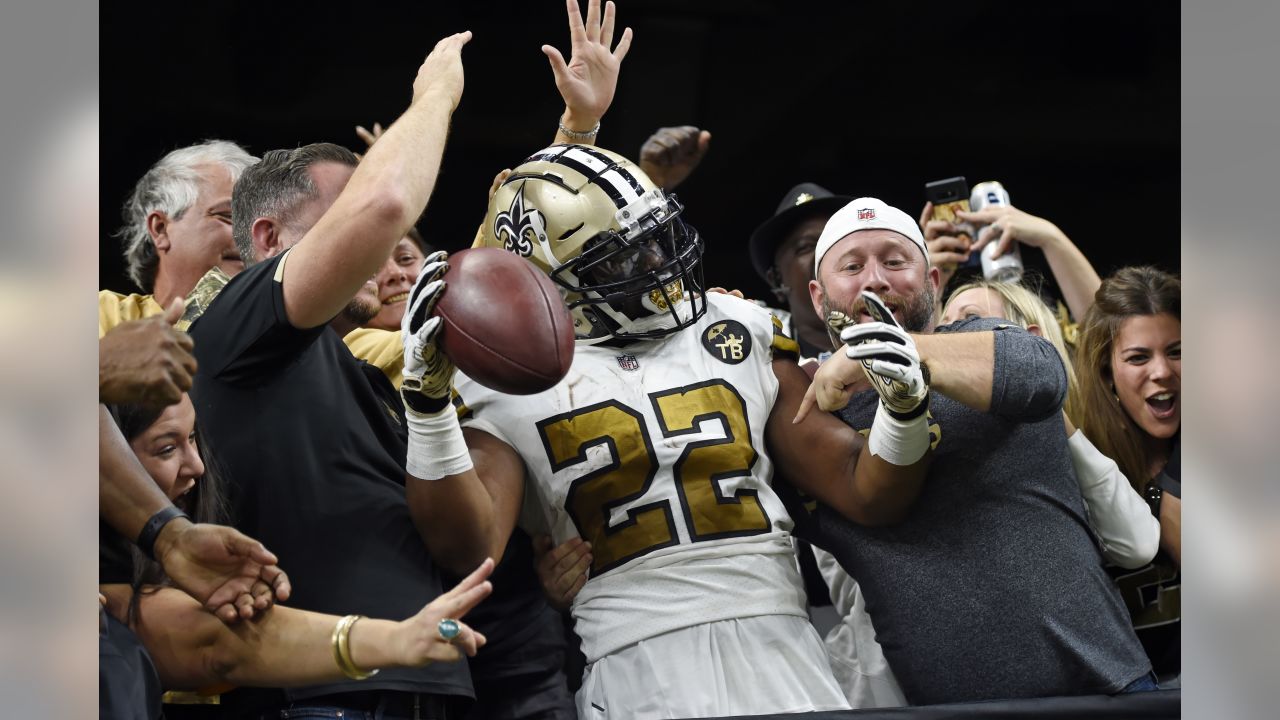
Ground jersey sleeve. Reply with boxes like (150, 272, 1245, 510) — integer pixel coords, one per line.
(938, 316, 1067, 422)
(452, 371, 519, 448)
(706, 292, 797, 361)
(769, 313, 800, 360)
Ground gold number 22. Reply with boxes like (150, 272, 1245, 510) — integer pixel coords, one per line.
(537, 380, 770, 575)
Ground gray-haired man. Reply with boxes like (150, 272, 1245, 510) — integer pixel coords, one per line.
(100, 140, 257, 336)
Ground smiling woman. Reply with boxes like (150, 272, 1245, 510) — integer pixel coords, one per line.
(1076, 265, 1182, 684)
(1077, 267, 1181, 494)
(365, 227, 430, 331)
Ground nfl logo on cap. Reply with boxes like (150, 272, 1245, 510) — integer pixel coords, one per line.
(813, 197, 929, 276)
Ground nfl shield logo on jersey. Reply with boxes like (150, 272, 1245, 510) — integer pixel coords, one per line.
(616, 354, 640, 371)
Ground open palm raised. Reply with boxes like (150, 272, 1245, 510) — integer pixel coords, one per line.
(543, 0, 633, 126)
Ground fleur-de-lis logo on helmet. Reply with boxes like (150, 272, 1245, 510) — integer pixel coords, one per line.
(493, 183, 547, 258)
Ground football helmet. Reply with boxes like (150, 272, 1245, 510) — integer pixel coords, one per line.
(480, 144, 706, 343)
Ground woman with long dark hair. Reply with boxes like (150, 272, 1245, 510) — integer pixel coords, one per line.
(1076, 266, 1181, 684)
(99, 394, 494, 695)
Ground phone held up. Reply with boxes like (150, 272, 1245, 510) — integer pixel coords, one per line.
(924, 176, 978, 270)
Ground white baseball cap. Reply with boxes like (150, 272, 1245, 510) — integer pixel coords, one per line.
(813, 197, 928, 276)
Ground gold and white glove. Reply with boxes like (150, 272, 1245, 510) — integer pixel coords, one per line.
(401, 252, 454, 415)
(839, 291, 929, 420)
(839, 291, 931, 466)
(399, 251, 473, 481)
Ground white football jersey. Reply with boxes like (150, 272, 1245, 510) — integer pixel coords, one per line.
(455, 292, 809, 662)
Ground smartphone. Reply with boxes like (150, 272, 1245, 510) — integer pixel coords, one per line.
(924, 176, 978, 268)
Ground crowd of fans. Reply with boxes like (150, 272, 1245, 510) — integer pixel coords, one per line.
(99, 2, 1180, 718)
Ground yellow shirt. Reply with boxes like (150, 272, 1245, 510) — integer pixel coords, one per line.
(344, 328, 405, 388)
(99, 280, 405, 386)
(98, 290, 163, 338)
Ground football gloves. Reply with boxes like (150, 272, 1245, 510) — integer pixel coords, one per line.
(401, 251, 455, 414)
(839, 291, 929, 419)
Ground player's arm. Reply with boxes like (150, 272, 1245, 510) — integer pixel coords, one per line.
(781, 292, 937, 525)
(397, 256, 521, 575)
(768, 359, 930, 526)
(545, 0, 632, 146)
(99, 560, 491, 689)
(280, 31, 471, 329)
(406, 430, 525, 576)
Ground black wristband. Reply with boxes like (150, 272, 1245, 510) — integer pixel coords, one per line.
(402, 388, 450, 415)
(1143, 481, 1163, 519)
(137, 506, 190, 561)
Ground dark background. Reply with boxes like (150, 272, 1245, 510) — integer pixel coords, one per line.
(100, 1, 1179, 303)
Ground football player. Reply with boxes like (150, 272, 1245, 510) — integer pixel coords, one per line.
(400, 145, 934, 719)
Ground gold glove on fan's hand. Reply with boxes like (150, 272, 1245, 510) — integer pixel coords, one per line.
(838, 291, 929, 418)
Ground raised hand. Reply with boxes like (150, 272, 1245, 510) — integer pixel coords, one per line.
(396, 558, 493, 664)
(412, 31, 473, 111)
(918, 201, 972, 290)
(354, 123, 385, 158)
(544, 0, 633, 131)
(956, 205, 1068, 259)
(400, 252, 455, 414)
(639, 126, 712, 190)
(840, 291, 928, 419)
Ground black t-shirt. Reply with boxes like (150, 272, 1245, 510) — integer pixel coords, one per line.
(100, 612, 163, 720)
(99, 521, 134, 585)
(188, 252, 471, 700)
(1110, 435, 1181, 680)
(460, 530, 576, 720)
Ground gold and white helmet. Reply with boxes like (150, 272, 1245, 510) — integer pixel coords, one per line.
(480, 144, 706, 343)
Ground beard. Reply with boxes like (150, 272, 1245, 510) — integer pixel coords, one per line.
(340, 292, 381, 327)
(819, 282, 936, 344)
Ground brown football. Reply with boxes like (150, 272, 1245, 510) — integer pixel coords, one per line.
(436, 247, 574, 395)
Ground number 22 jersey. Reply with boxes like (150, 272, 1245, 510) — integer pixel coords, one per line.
(454, 293, 809, 662)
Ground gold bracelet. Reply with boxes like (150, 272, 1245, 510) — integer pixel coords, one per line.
(332, 615, 379, 680)
(331, 615, 353, 677)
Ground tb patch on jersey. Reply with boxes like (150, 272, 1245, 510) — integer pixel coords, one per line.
(702, 320, 752, 364)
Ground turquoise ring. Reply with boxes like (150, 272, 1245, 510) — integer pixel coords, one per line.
(437, 618, 461, 641)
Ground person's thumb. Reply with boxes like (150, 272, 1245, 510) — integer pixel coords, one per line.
(541, 46, 568, 78)
(163, 297, 185, 325)
(225, 528, 278, 565)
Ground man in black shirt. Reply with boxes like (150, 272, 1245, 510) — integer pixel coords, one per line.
(188, 32, 477, 719)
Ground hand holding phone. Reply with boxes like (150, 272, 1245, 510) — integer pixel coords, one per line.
(923, 177, 978, 278)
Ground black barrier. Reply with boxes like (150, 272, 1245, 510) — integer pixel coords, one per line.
(707, 689, 1180, 720)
